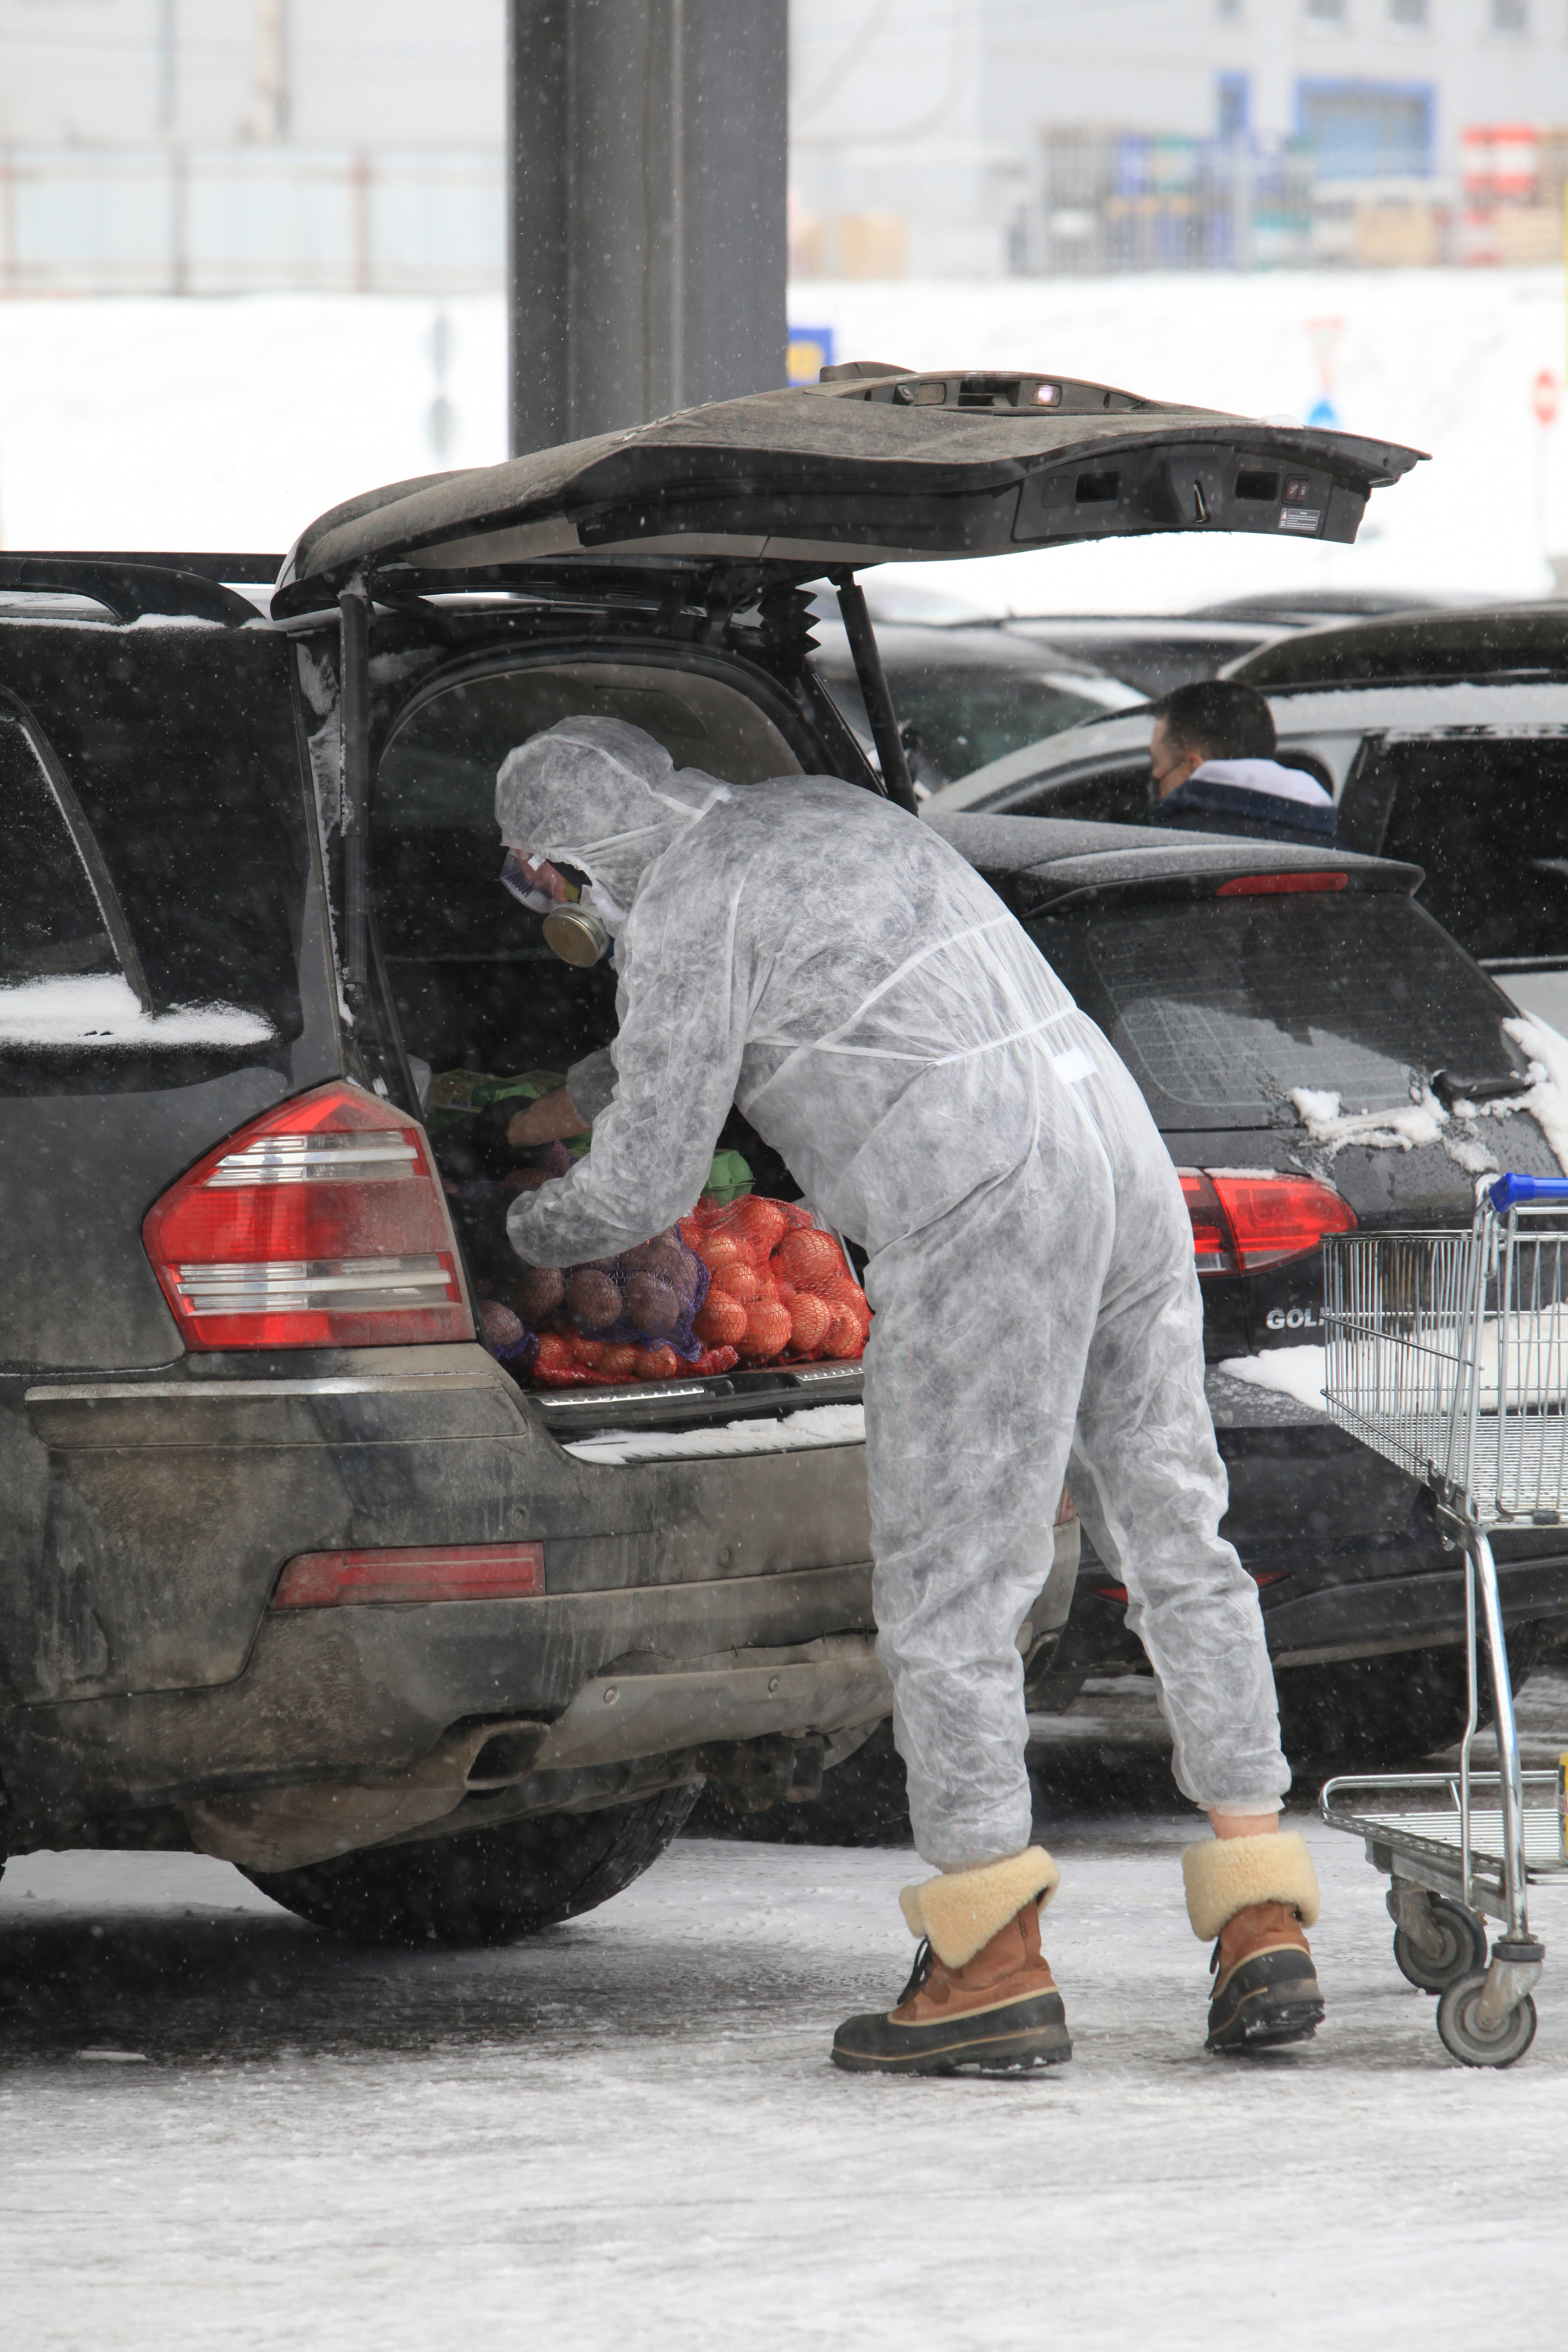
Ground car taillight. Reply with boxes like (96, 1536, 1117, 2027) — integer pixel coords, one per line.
(1211, 1171, 1356, 1271)
(1178, 1168, 1355, 1276)
(143, 1080, 473, 1349)
(272, 1543, 545, 1608)
(1179, 1171, 1236, 1274)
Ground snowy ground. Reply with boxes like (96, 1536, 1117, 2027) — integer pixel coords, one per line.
(2, 267, 1566, 619)
(5, 1688, 1568, 2348)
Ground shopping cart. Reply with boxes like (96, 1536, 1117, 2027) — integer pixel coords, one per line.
(1319, 1171, 1568, 2067)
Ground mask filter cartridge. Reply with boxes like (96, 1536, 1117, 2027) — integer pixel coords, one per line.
(543, 904, 612, 967)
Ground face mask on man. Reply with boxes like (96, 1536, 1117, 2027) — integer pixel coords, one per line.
(499, 848, 615, 966)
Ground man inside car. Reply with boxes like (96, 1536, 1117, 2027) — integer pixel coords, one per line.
(1149, 678, 1338, 846)
(495, 713, 1326, 2078)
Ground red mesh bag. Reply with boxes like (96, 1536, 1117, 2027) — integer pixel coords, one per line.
(680, 1197, 871, 1367)
(530, 1332, 740, 1388)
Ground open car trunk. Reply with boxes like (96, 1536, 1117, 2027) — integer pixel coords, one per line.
(366, 629, 870, 1438)
(292, 368, 1425, 1431)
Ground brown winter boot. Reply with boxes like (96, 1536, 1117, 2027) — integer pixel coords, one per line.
(1182, 1831, 1325, 2054)
(832, 1848, 1071, 2076)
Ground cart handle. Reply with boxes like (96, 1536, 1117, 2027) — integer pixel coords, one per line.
(1490, 1173, 1568, 1210)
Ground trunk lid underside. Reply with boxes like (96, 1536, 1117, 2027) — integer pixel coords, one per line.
(273, 375, 1425, 612)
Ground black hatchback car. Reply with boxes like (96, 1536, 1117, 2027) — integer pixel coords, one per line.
(0, 368, 1420, 1930)
(926, 811, 1568, 1759)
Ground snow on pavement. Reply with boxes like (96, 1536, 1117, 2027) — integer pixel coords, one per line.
(3, 1801, 1567, 2350)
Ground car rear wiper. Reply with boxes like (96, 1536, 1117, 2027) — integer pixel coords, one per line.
(1432, 1069, 1530, 1109)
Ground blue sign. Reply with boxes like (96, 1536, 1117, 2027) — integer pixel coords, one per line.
(787, 325, 835, 386)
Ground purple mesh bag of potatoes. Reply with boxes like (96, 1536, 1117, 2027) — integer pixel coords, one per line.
(518, 1226, 710, 1359)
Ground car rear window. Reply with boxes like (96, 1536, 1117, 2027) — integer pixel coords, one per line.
(1028, 890, 1524, 1131)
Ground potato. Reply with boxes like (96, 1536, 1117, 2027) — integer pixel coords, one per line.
(477, 1299, 525, 1351)
(621, 1271, 681, 1338)
(512, 1264, 566, 1322)
(564, 1268, 622, 1330)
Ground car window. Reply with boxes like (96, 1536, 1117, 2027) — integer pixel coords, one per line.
(0, 715, 118, 986)
(1029, 893, 1523, 1131)
(0, 630, 308, 1059)
(1359, 736, 1568, 963)
(818, 663, 1131, 789)
(374, 659, 802, 960)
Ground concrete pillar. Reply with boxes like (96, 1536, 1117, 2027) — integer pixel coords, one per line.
(507, 0, 788, 455)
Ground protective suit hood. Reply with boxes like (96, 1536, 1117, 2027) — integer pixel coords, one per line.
(495, 715, 730, 924)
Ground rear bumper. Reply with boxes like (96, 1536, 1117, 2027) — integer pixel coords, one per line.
(4, 1343, 883, 1844)
(8, 1562, 887, 1865)
(1057, 1369, 1568, 1678)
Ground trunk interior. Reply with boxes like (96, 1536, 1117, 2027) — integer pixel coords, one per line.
(368, 637, 865, 1429)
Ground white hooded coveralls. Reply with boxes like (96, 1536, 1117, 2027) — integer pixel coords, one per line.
(499, 717, 1289, 1867)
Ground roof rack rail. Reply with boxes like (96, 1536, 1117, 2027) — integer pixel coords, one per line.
(0, 556, 270, 625)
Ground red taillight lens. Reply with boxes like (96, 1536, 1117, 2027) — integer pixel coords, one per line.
(143, 1080, 473, 1349)
(1209, 1171, 1356, 1272)
(1179, 1170, 1236, 1274)
(272, 1543, 545, 1609)
(1215, 872, 1346, 897)
(1178, 1168, 1355, 1275)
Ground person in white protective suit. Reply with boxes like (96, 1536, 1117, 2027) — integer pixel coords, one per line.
(496, 714, 1325, 2074)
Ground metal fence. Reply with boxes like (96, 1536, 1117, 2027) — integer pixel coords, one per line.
(0, 147, 504, 297)
(1017, 133, 1318, 275)
(1010, 126, 1568, 275)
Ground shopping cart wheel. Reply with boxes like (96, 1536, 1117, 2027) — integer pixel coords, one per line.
(1391, 1893, 1490, 1994)
(1435, 1972, 1538, 2069)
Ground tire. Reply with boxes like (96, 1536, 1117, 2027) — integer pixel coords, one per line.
(1275, 1625, 1538, 1769)
(243, 1784, 700, 1946)
(1392, 1893, 1490, 1994)
(1436, 1970, 1538, 2068)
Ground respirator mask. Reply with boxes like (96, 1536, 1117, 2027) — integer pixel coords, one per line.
(500, 849, 616, 967)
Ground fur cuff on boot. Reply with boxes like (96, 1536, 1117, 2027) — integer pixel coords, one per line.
(898, 1848, 1061, 1969)
(1181, 1830, 1321, 1941)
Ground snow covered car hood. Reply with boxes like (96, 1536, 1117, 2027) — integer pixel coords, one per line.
(272, 368, 1424, 614)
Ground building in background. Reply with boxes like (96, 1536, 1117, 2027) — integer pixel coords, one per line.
(789, 0, 1568, 276)
(0, 0, 503, 293)
(5, 0, 1568, 292)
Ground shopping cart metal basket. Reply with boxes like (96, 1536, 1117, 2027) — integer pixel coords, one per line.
(1319, 1171, 1568, 2067)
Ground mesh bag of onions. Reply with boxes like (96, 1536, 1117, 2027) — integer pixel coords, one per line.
(679, 1197, 870, 1367)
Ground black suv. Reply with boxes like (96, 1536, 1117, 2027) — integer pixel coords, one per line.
(0, 370, 1417, 1931)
